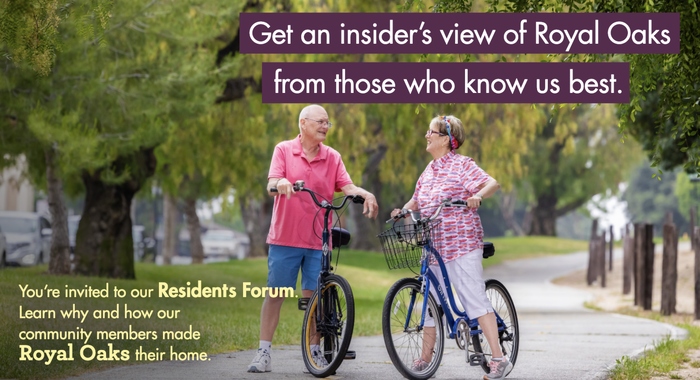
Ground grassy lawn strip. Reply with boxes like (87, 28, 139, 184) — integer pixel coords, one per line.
(0, 236, 586, 379)
(602, 310, 700, 380)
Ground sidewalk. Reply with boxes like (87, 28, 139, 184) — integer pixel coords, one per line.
(68, 249, 685, 380)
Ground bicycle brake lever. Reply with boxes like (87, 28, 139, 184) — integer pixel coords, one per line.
(386, 208, 409, 224)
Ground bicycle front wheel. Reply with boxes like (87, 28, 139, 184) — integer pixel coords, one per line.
(382, 277, 444, 380)
(470, 278, 519, 375)
(301, 274, 355, 378)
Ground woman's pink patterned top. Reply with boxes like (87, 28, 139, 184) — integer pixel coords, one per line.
(411, 151, 493, 264)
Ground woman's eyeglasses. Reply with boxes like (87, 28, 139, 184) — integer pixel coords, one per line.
(426, 129, 447, 137)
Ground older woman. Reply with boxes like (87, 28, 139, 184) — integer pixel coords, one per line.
(391, 115, 510, 380)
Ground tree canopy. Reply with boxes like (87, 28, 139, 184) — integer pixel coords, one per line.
(1, 0, 241, 277)
(411, 0, 699, 177)
(1, 0, 114, 76)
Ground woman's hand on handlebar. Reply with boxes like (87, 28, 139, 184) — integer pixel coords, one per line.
(389, 208, 408, 223)
(466, 195, 481, 208)
(274, 178, 295, 199)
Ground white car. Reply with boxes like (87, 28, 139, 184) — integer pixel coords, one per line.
(0, 211, 52, 266)
(202, 230, 238, 259)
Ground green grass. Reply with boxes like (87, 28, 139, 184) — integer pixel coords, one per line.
(605, 311, 700, 380)
(0, 236, 587, 379)
(653, 236, 691, 245)
(339, 236, 589, 271)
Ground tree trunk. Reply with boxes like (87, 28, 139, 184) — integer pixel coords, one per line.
(498, 190, 525, 236)
(609, 225, 614, 271)
(661, 222, 678, 315)
(599, 231, 606, 288)
(691, 208, 696, 250)
(162, 193, 178, 265)
(74, 148, 156, 278)
(46, 148, 70, 275)
(349, 143, 386, 251)
(623, 226, 633, 295)
(240, 193, 274, 258)
(587, 219, 598, 286)
(694, 227, 700, 320)
(184, 197, 204, 264)
(521, 207, 533, 235)
(529, 193, 557, 236)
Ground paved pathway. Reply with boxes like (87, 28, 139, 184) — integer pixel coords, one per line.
(71, 245, 688, 380)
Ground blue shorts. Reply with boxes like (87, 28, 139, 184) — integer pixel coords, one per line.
(267, 244, 322, 291)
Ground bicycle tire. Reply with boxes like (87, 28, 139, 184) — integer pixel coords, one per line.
(470, 278, 519, 375)
(301, 274, 355, 378)
(382, 277, 445, 380)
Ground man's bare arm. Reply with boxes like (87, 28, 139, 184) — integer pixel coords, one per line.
(340, 184, 378, 219)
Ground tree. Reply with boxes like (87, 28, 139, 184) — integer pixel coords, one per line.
(1, 0, 236, 278)
(624, 162, 689, 235)
(409, 0, 699, 176)
(1, 109, 72, 275)
(1, 0, 113, 76)
(518, 105, 641, 236)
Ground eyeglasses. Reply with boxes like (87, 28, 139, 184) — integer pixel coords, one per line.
(305, 118, 333, 128)
(426, 129, 447, 137)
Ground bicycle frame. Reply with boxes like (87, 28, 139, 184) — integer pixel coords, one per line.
(318, 206, 333, 292)
(292, 188, 358, 334)
(407, 233, 507, 341)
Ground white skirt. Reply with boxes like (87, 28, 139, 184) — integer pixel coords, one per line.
(424, 249, 494, 327)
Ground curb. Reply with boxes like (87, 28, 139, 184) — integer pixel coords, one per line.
(579, 313, 689, 380)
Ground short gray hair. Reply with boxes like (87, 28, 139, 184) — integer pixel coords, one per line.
(298, 105, 324, 133)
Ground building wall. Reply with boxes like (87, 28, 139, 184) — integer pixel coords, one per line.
(0, 157, 35, 212)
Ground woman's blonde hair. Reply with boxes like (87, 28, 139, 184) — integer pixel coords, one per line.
(430, 115, 465, 149)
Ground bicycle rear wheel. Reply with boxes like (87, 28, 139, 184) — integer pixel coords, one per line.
(470, 279, 519, 375)
(301, 274, 355, 378)
(382, 277, 444, 380)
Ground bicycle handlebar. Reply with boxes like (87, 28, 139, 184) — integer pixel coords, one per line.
(270, 184, 364, 210)
(386, 198, 480, 224)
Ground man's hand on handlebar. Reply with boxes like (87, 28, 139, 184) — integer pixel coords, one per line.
(274, 178, 295, 199)
(363, 193, 379, 220)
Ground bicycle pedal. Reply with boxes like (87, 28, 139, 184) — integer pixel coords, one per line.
(298, 297, 310, 311)
(469, 353, 485, 366)
(344, 350, 356, 360)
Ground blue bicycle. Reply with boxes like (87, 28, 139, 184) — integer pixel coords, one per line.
(378, 198, 519, 380)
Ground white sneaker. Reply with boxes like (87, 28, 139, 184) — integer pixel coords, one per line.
(312, 349, 329, 368)
(303, 350, 329, 373)
(247, 348, 272, 373)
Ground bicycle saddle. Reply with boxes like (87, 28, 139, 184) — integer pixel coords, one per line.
(483, 242, 495, 259)
(332, 227, 351, 247)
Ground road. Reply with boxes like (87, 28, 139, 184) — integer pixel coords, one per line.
(70, 246, 688, 380)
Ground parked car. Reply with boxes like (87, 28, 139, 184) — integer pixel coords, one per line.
(202, 229, 238, 259)
(68, 215, 148, 260)
(0, 225, 6, 269)
(0, 211, 52, 266)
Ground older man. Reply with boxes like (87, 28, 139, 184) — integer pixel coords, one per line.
(247, 105, 378, 373)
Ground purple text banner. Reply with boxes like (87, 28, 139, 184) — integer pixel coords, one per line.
(262, 62, 630, 104)
(241, 13, 679, 54)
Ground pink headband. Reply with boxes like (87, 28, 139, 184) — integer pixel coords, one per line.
(443, 116, 458, 150)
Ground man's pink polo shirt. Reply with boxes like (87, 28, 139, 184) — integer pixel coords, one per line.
(267, 135, 353, 250)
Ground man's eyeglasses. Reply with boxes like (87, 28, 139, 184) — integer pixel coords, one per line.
(305, 118, 333, 128)
(426, 129, 447, 137)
